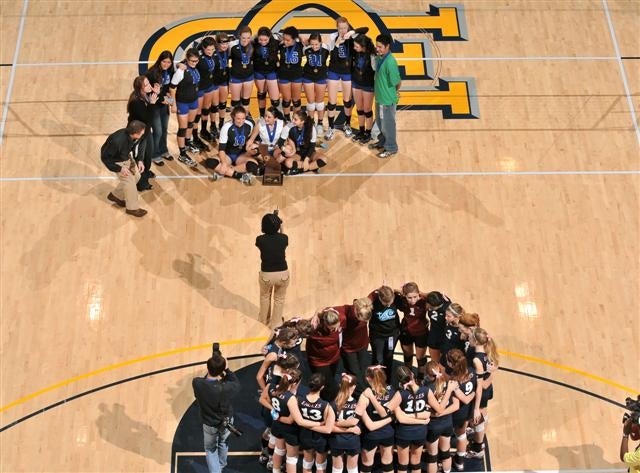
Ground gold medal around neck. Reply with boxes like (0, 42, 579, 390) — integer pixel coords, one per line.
(313, 68, 318, 73)
(243, 64, 247, 69)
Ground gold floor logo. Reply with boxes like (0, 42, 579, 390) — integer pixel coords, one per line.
(139, 0, 479, 119)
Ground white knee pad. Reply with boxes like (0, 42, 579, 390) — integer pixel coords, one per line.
(269, 434, 276, 445)
(456, 433, 467, 441)
(306, 103, 316, 112)
(302, 458, 315, 469)
(475, 422, 485, 433)
(273, 469, 282, 473)
(347, 467, 359, 473)
(315, 102, 325, 111)
(286, 455, 299, 465)
(332, 468, 343, 473)
(316, 460, 327, 471)
(274, 447, 286, 456)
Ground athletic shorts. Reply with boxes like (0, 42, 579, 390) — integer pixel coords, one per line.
(299, 430, 328, 453)
(399, 330, 429, 348)
(427, 329, 445, 350)
(331, 447, 360, 456)
(327, 71, 351, 82)
(226, 152, 240, 163)
(452, 405, 472, 429)
(201, 84, 218, 94)
(361, 435, 394, 452)
(230, 75, 254, 84)
(254, 70, 277, 81)
(278, 76, 303, 84)
(176, 99, 199, 115)
(396, 438, 426, 449)
(271, 422, 299, 447)
(302, 77, 327, 85)
(352, 82, 374, 93)
(426, 420, 454, 443)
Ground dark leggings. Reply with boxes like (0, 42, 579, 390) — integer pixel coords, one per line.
(370, 335, 398, 382)
(137, 133, 153, 189)
(309, 362, 339, 401)
(341, 348, 369, 397)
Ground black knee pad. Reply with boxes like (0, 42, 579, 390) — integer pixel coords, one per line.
(282, 100, 291, 109)
(382, 462, 394, 472)
(218, 101, 227, 111)
(360, 465, 373, 473)
(201, 107, 210, 116)
(326, 102, 336, 111)
(404, 354, 414, 365)
(241, 97, 250, 106)
(177, 128, 187, 138)
(245, 161, 259, 174)
(365, 110, 373, 118)
(409, 463, 422, 471)
(231, 99, 242, 108)
(257, 91, 267, 100)
(204, 158, 220, 169)
(343, 98, 354, 108)
(426, 454, 438, 464)
(270, 99, 280, 108)
(316, 159, 326, 168)
(187, 121, 194, 129)
(357, 109, 365, 116)
(194, 114, 201, 123)
(417, 356, 428, 367)
(438, 450, 452, 461)
(292, 99, 301, 108)
(397, 463, 409, 473)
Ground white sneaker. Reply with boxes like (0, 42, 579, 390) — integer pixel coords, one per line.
(324, 128, 334, 140)
(240, 173, 254, 185)
(209, 172, 224, 182)
(343, 124, 353, 137)
(316, 124, 324, 137)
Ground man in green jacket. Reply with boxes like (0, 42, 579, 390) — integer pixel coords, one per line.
(369, 33, 402, 158)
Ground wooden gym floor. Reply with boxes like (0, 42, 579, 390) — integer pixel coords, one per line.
(0, 0, 638, 472)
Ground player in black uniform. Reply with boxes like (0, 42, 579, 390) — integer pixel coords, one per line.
(367, 286, 403, 381)
(350, 34, 376, 144)
(424, 361, 460, 473)
(298, 374, 335, 473)
(359, 365, 399, 473)
(209, 32, 231, 140)
(277, 26, 304, 121)
(425, 291, 452, 363)
(196, 36, 219, 145)
(330, 374, 362, 473)
(395, 366, 432, 473)
(458, 312, 480, 364)
(281, 110, 327, 173)
(253, 26, 280, 118)
(441, 303, 467, 372)
(207, 106, 258, 184)
(229, 26, 255, 115)
(468, 328, 499, 459)
(259, 369, 323, 473)
(447, 349, 481, 471)
(168, 48, 201, 168)
(302, 34, 329, 139)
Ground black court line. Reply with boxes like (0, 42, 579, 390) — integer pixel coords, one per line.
(0, 63, 13, 67)
(621, 56, 640, 60)
(0, 355, 627, 433)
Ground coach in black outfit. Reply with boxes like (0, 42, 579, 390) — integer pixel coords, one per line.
(192, 353, 241, 473)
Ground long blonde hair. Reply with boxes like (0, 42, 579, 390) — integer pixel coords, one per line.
(335, 374, 357, 412)
(365, 366, 388, 397)
(471, 327, 499, 366)
(353, 297, 373, 321)
(426, 361, 449, 401)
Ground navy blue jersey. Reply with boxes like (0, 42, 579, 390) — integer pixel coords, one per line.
(230, 43, 254, 78)
(197, 52, 216, 89)
(427, 297, 451, 340)
(298, 395, 329, 446)
(364, 386, 395, 440)
(212, 49, 229, 85)
(426, 381, 454, 428)
(328, 32, 353, 74)
(219, 122, 253, 155)
(452, 372, 477, 421)
(172, 65, 200, 103)
(396, 386, 429, 440)
(278, 42, 304, 79)
(330, 397, 360, 450)
(473, 352, 494, 401)
(270, 389, 294, 419)
(441, 324, 465, 370)
(287, 124, 317, 159)
(351, 51, 375, 87)
(253, 37, 279, 73)
(302, 47, 329, 82)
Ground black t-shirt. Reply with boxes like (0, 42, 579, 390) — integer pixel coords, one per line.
(256, 233, 289, 272)
(368, 290, 402, 338)
(192, 370, 241, 427)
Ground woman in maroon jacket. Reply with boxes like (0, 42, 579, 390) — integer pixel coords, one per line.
(306, 308, 342, 401)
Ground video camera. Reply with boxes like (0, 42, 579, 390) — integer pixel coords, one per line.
(623, 395, 640, 440)
(211, 342, 243, 437)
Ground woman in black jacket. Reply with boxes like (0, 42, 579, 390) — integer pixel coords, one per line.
(146, 51, 175, 163)
(127, 75, 158, 190)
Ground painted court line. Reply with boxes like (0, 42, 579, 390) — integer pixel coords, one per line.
(1, 170, 639, 184)
(0, 0, 29, 146)
(601, 0, 640, 145)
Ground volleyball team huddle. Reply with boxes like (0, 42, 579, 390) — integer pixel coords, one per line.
(144, 17, 380, 185)
(254, 283, 499, 473)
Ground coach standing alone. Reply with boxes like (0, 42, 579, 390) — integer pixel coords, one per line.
(370, 33, 401, 159)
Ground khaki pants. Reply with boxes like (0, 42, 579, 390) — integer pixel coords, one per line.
(258, 270, 289, 325)
(112, 159, 141, 211)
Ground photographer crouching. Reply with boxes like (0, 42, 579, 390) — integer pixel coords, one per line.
(620, 396, 640, 473)
(192, 344, 242, 473)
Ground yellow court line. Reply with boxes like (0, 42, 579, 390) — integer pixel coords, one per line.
(2, 340, 637, 414)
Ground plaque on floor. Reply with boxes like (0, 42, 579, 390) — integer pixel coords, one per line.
(262, 150, 283, 186)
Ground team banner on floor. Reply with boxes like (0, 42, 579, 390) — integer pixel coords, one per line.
(139, 0, 479, 118)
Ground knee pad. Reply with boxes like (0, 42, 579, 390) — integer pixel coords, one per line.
(270, 98, 280, 108)
(397, 463, 409, 472)
(409, 464, 422, 472)
(241, 97, 250, 106)
(292, 99, 301, 108)
(194, 114, 201, 123)
(204, 158, 220, 169)
(218, 101, 227, 111)
(403, 354, 414, 365)
(257, 91, 267, 100)
(332, 468, 342, 473)
(306, 102, 316, 112)
(316, 159, 327, 168)
(426, 454, 438, 464)
(457, 433, 467, 441)
(231, 99, 241, 108)
(286, 456, 298, 466)
(382, 462, 394, 472)
(246, 161, 259, 174)
(326, 102, 336, 111)
(360, 465, 373, 473)
(201, 107, 210, 116)
(177, 128, 187, 138)
(438, 450, 452, 461)
(357, 109, 365, 116)
(302, 459, 314, 469)
(274, 447, 286, 456)
(282, 100, 291, 109)
(475, 421, 485, 433)
(417, 356, 428, 367)
(347, 467, 359, 473)
(316, 460, 327, 471)
(343, 98, 354, 108)
(364, 110, 373, 118)
(315, 102, 325, 111)
(187, 121, 194, 129)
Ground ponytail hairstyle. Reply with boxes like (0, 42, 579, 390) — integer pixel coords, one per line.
(447, 302, 465, 318)
(377, 285, 395, 307)
(425, 291, 445, 308)
(335, 16, 351, 31)
(335, 374, 357, 412)
(264, 325, 298, 349)
(353, 297, 373, 322)
(317, 308, 341, 333)
(308, 373, 325, 393)
(396, 365, 417, 394)
(274, 368, 302, 396)
(365, 365, 388, 397)
(460, 312, 480, 329)
(275, 352, 300, 371)
(265, 106, 284, 121)
(426, 361, 448, 401)
(293, 110, 314, 146)
(471, 327, 499, 366)
(446, 349, 469, 383)
(128, 75, 149, 111)
(353, 34, 375, 55)
(293, 318, 314, 338)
